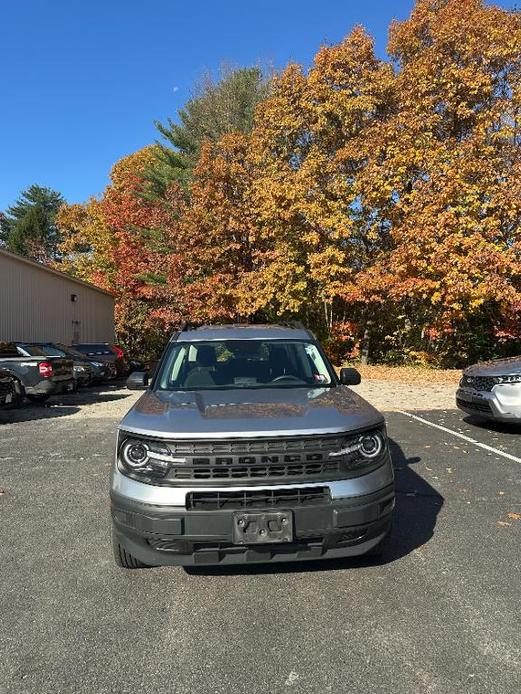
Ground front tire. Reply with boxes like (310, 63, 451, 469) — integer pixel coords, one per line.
(8, 378, 25, 409)
(112, 527, 149, 569)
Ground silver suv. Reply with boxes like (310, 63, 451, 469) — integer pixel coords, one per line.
(456, 356, 521, 422)
(110, 324, 395, 568)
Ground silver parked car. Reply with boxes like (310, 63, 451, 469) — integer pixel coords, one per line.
(110, 323, 395, 568)
(456, 356, 521, 422)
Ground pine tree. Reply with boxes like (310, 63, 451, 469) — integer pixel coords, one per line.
(0, 185, 65, 262)
(145, 66, 269, 198)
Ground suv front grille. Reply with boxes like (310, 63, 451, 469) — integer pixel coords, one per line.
(460, 376, 496, 392)
(120, 432, 387, 486)
(163, 435, 351, 484)
(169, 460, 341, 481)
(167, 436, 345, 456)
(187, 487, 330, 510)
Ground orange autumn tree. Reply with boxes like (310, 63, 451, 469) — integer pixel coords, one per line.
(58, 0, 521, 366)
(351, 0, 521, 363)
(159, 132, 259, 324)
(248, 27, 396, 354)
(250, 1, 521, 364)
(58, 146, 181, 357)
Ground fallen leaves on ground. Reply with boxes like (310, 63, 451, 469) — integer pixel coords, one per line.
(342, 365, 461, 385)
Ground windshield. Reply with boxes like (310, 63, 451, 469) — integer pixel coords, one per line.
(157, 340, 335, 390)
(56, 343, 86, 359)
(33, 344, 67, 357)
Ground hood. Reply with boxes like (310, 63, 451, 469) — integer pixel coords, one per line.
(119, 386, 384, 439)
(465, 356, 521, 377)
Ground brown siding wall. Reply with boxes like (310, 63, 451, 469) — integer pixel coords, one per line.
(0, 251, 114, 344)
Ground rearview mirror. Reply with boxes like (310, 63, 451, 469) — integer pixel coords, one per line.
(126, 371, 149, 390)
(339, 367, 361, 386)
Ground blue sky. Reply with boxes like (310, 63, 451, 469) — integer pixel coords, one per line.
(0, 0, 514, 210)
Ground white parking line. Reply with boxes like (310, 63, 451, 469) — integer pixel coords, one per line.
(397, 410, 521, 465)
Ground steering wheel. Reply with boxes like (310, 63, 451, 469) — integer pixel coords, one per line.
(271, 374, 302, 383)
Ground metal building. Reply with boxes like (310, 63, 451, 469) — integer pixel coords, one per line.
(0, 248, 114, 344)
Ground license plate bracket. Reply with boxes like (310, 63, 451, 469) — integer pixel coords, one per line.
(232, 511, 293, 545)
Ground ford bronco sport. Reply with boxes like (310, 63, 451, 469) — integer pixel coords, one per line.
(111, 324, 394, 568)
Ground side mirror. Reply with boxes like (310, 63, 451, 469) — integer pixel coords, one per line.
(339, 367, 361, 386)
(126, 371, 149, 390)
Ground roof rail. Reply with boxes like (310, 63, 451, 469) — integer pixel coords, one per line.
(277, 320, 307, 330)
(177, 321, 203, 332)
(172, 319, 310, 338)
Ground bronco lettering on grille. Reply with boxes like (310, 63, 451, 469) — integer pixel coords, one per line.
(189, 452, 326, 466)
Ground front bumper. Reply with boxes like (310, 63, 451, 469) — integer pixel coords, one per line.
(456, 385, 521, 422)
(110, 462, 395, 566)
(74, 370, 93, 387)
(93, 363, 117, 381)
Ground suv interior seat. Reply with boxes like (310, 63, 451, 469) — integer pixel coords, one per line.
(183, 346, 218, 387)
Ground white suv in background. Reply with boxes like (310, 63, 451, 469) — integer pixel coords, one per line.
(456, 356, 521, 423)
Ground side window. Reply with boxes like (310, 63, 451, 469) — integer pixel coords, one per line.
(170, 345, 187, 381)
(304, 344, 331, 383)
(158, 344, 190, 388)
(294, 343, 314, 380)
(0, 342, 19, 358)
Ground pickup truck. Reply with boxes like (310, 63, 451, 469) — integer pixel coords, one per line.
(0, 342, 75, 404)
(16, 342, 96, 388)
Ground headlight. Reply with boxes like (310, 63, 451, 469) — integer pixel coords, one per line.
(119, 437, 186, 478)
(494, 375, 521, 384)
(121, 440, 150, 469)
(359, 433, 384, 458)
(329, 430, 386, 469)
(91, 361, 104, 367)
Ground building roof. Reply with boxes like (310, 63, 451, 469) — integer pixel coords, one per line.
(176, 324, 314, 342)
(0, 247, 113, 297)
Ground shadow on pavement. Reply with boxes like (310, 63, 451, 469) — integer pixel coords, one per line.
(388, 438, 443, 562)
(0, 404, 81, 423)
(462, 414, 521, 436)
(48, 390, 129, 407)
(0, 383, 130, 424)
(184, 438, 443, 577)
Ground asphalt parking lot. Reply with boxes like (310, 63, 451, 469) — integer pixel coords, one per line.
(1, 387, 520, 694)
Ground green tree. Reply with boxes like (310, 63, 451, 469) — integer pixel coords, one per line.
(0, 185, 65, 262)
(146, 66, 269, 197)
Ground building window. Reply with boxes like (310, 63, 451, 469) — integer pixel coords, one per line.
(71, 294, 78, 302)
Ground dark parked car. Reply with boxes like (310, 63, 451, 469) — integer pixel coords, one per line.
(27, 342, 117, 385)
(72, 343, 130, 377)
(111, 323, 394, 569)
(16, 343, 94, 388)
(0, 368, 19, 408)
(0, 342, 74, 404)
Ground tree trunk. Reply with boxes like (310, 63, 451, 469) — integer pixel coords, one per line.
(360, 321, 372, 365)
